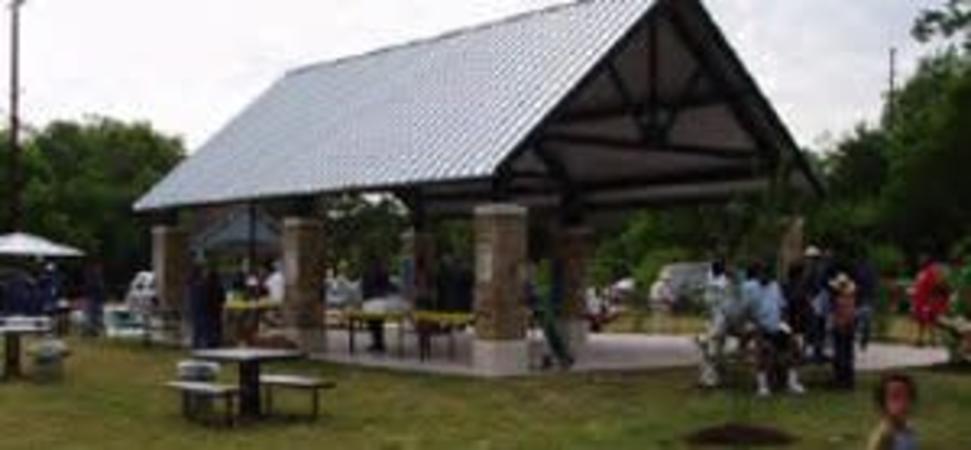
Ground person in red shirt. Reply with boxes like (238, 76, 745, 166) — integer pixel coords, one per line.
(912, 256, 949, 346)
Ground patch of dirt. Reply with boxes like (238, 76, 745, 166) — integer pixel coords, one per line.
(685, 423, 796, 447)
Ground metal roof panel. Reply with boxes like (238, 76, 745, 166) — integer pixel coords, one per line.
(135, 0, 657, 211)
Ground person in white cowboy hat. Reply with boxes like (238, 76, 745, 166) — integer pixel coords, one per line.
(804, 246, 822, 259)
(797, 244, 831, 362)
(829, 272, 858, 389)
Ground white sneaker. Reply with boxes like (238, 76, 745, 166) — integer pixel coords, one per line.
(756, 372, 771, 397)
(788, 381, 806, 395)
(787, 371, 806, 395)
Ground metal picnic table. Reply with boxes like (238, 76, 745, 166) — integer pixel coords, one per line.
(192, 347, 304, 419)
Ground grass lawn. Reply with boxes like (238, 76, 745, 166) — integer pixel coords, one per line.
(0, 338, 969, 450)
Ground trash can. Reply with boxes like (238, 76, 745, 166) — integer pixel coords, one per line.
(29, 339, 70, 383)
(176, 360, 221, 415)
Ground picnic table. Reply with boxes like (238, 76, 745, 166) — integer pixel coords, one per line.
(412, 311, 474, 361)
(0, 322, 51, 380)
(192, 347, 304, 419)
(344, 310, 408, 356)
(223, 298, 282, 344)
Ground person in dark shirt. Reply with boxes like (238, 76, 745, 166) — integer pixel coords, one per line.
(186, 265, 208, 349)
(453, 260, 474, 312)
(829, 273, 858, 389)
(799, 246, 832, 362)
(83, 261, 106, 337)
(539, 260, 573, 369)
(37, 263, 63, 316)
(361, 258, 393, 352)
(854, 257, 879, 351)
(204, 268, 226, 347)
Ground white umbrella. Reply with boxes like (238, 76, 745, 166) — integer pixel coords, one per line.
(0, 232, 84, 258)
(612, 277, 636, 292)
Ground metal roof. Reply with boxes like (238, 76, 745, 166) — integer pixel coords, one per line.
(136, 0, 657, 211)
(136, 0, 820, 213)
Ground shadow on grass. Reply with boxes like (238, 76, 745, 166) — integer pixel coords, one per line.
(920, 362, 971, 375)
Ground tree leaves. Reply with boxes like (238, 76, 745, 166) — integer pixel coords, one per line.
(913, 0, 971, 51)
(3, 117, 184, 290)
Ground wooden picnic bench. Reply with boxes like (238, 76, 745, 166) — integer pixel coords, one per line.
(165, 381, 239, 426)
(260, 374, 336, 419)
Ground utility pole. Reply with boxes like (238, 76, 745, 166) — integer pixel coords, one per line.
(887, 46, 897, 129)
(7, 0, 25, 232)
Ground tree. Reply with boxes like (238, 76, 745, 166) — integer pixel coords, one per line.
(880, 52, 971, 254)
(913, 0, 971, 50)
(822, 125, 888, 200)
(319, 194, 408, 277)
(3, 117, 185, 291)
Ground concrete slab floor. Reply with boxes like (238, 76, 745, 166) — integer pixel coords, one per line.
(309, 327, 949, 378)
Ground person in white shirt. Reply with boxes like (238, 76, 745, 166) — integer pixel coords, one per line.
(649, 270, 676, 333)
(699, 259, 741, 387)
(744, 262, 806, 397)
(264, 261, 285, 304)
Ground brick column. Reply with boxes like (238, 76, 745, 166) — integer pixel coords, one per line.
(557, 226, 593, 356)
(472, 203, 529, 376)
(401, 229, 435, 308)
(152, 225, 190, 345)
(282, 217, 327, 353)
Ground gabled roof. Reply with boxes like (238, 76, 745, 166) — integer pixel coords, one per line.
(136, 0, 819, 213)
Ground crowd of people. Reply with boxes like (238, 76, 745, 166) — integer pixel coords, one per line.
(0, 261, 107, 336)
(699, 246, 883, 395)
(699, 249, 931, 449)
(697, 244, 971, 395)
(0, 263, 64, 317)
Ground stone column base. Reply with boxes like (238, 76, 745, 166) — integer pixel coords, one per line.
(289, 327, 327, 354)
(559, 319, 589, 360)
(472, 339, 529, 377)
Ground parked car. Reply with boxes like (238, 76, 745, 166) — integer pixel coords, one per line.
(104, 305, 148, 340)
(325, 276, 362, 309)
(654, 262, 710, 312)
(125, 271, 157, 314)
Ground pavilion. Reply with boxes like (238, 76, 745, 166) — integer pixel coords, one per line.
(135, 0, 820, 376)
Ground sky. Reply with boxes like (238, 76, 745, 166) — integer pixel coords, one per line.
(0, 0, 942, 151)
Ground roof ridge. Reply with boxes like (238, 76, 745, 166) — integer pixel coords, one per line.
(286, 0, 608, 77)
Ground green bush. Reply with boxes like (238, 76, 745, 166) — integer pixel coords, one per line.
(870, 243, 907, 277)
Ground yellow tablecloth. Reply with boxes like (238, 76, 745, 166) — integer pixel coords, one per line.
(412, 311, 475, 327)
